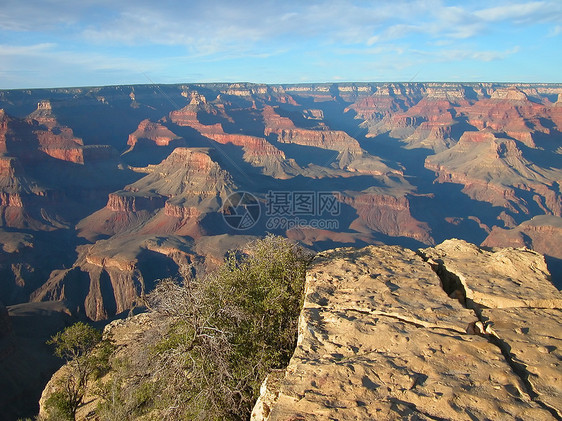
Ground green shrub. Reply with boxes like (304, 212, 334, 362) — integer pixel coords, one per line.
(94, 234, 311, 420)
(45, 322, 112, 421)
(44, 391, 74, 421)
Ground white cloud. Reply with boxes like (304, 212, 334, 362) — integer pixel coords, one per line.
(549, 25, 562, 36)
(424, 46, 521, 62)
(474, 1, 562, 23)
(0, 40, 162, 89)
(471, 46, 520, 61)
(0, 0, 560, 87)
(0, 43, 57, 55)
(1, 0, 559, 54)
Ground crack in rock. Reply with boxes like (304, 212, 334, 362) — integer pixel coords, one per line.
(420, 252, 562, 420)
(323, 306, 470, 335)
(388, 397, 450, 421)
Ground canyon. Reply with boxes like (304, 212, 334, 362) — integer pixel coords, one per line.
(37, 239, 562, 420)
(0, 82, 560, 419)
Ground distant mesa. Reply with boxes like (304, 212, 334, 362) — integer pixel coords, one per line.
(425, 130, 561, 217)
(126, 119, 181, 148)
(482, 215, 562, 260)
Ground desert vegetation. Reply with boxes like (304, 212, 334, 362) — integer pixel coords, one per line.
(43, 234, 311, 420)
(43, 323, 112, 420)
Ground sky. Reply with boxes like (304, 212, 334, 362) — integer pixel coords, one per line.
(0, 0, 561, 89)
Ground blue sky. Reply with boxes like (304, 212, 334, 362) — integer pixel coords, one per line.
(0, 0, 561, 89)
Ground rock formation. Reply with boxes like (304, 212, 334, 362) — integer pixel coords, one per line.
(38, 239, 562, 420)
(0, 82, 558, 322)
(25, 100, 87, 164)
(0, 82, 559, 419)
(263, 105, 398, 174)
(349, 83, 562, 152)
(342, 189, 433, 244)
(425, 130, 561, 216)
(78, 147, 234, 241)
(44, 148, 238, 320)
(169, 93, 302, 178)
(126, 119, 181, 148)
(0, 106, 126, 233)
(482, 215, 562, 260)
(31, 235, 194, 321)
(253, 240, 562, 420)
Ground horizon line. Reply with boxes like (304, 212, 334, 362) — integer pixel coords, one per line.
(2, 80, 562, 92)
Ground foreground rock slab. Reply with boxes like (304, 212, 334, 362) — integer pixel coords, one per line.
(423, 239, 562, 418)
(422, 239, 561, 309)
(253, 241, 561, 420)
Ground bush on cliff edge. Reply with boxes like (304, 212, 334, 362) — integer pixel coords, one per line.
(97, 234, 311, 420)
(44, 322, 112, 421)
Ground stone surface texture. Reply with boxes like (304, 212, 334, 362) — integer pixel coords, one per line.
(253, 240, 562, 420)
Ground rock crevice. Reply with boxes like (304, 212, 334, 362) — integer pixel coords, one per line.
(253, 240, 562, 420)
(422, 240, 562, 420)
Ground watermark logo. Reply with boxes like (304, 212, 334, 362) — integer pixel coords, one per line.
(222, 191, 261, 230)
(265, 191, 340, 217)
(223, 190, 341, 231)
(265, 191, 341, 231)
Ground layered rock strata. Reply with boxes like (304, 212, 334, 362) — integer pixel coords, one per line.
(482, 215, 562, 260)
(169, 95, 301, 178)
(425, 130, 561, 216)
(126, 119, 181, 147)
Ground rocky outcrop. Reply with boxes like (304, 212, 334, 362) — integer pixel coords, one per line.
(127, 119, 181, 147)
(276, 128, 362, 154)
(425, 130, 561, 216)
(164, 201, 201, 219)
(396, 98, 460, 152)
(253, 240, 561, 420)
(126, 147, 233, 207)
(38, 312, 158, 421)
(59, 148, 239, 319)
(262, 106, 297, 135)
(361, 86, 474, 151)
(26, 100, 86, 164)
(209, 133, 285, 157)
(1, 82, 561, 419)
(343, 190, 433, 244)
(422, 240, 560, 309)
(106, 192, 165, 213)
(456, 88, 556, 148)
(263, 105, 394, 173)
(422, 240, 562, 418)
(490, 87, 529, 101)
(482, 215, 562, 259)
(348, 83, 562, 156)
(345, 83, 424, 138)
(32, 235, 194, 321)
(348, 93, 400, 119)
(263, 105, 362, 155)
(170, 98, 301, 178)
(76, 150, 230, 244)
(0, 107, 125, 233)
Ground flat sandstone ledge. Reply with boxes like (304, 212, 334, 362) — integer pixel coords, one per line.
(252, 240, 562, 420)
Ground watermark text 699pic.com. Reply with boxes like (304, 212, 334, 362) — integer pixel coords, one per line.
(222, 190, 341, 231)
